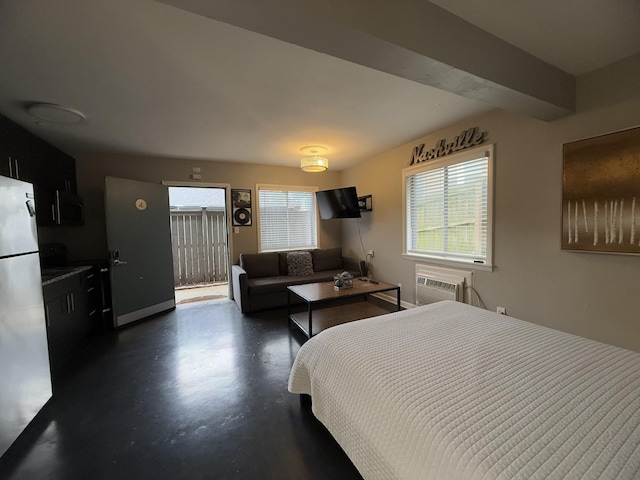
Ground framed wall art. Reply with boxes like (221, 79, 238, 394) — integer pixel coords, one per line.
(562, 125, 640, 254)
(231, 188, 252, 226)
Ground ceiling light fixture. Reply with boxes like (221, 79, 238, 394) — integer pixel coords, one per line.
(300, 145, 329, 172)
(27, 103, 86, 125)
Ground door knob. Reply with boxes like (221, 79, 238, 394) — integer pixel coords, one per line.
(112, 250, 128, 266)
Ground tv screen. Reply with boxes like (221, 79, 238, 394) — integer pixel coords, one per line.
(316, 186, 361, 219)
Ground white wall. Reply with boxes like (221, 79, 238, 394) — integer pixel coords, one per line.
(341, 94, 640, 352)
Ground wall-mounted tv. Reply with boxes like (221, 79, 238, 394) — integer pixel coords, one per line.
(316, 186, 361, 219)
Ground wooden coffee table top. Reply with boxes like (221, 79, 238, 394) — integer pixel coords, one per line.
(288, 278, 398, 303)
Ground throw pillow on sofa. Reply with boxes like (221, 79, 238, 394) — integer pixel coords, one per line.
(287, 251, 314, 276)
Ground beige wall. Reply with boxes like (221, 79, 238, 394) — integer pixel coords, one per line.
(45, 155, 344, 265)
(38, 57, 640, 352)
(341, 95, 640, 352)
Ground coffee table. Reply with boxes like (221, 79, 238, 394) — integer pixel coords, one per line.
(287, 278, 401, 338)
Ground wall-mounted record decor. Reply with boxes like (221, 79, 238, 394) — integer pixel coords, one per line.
(232, 189, 252, 226)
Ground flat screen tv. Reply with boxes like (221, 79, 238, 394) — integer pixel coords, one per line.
(316, 186, 361, 219)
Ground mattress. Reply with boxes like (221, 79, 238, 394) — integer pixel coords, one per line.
(288, 301, 640, 480)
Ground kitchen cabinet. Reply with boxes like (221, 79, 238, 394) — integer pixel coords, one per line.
(80, 267, 100, 333)
(43, 274, 80, 376)
(42, 267, 98, 380)
(0, 114, 77, 225)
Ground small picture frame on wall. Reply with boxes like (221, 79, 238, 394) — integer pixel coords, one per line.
(562, 125, 640, 255)
(231, 189, 252, 226)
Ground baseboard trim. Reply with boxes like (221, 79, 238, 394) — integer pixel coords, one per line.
(115, 299, 176, 327)
(371, 292, 415, 310)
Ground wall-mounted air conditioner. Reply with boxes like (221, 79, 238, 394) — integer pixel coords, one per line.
(415, 264, 472, 306)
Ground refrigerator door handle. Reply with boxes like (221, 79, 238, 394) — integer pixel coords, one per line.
(8, 156, 12, 177)
(25, 200, 36, 217)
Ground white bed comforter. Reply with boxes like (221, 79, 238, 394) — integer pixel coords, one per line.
(288, 301, 640, 480)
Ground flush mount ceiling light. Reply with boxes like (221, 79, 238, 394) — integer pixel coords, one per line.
(300, 145, 329, 172)
(27, 103, 86, 125)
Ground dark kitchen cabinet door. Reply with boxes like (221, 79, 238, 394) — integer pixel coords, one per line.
(0, 115, 18, 178)
(44, 290, 77, 374)
(35, 147, 76, 194)
(43, 273, 92, 380)
(79, 267, 100, 334)
(0, 139, 8, 177)
(19, 126, 77, 194)
(1, 115, 78, 225)
(32, 151, 77, 226)
(0, 116, 41, 184)
(0, 157, 10, 178)
(9, 149, 42, 186)
(34, 185, 55, 226)
(0, 120, 27, 181)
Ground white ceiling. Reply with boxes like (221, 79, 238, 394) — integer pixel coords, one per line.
(430, 0, 640, 76)
(0, 0, 638, 171)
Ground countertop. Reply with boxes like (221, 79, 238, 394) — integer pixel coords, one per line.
(42, 265, 93, 286)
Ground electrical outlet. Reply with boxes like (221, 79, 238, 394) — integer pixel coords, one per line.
(368, 250, 374, 257)
(397, 283, 402, 288)
(497, 306, 506, 315)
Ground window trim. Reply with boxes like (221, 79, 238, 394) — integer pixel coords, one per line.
(255, 183, 319, 253)
(402, 144, 494, 271)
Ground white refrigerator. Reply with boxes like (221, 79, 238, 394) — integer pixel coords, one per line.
(0, 175, 52, 457)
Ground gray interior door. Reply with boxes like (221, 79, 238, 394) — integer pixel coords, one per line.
(105, 176, 175, 327)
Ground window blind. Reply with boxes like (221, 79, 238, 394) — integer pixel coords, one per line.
(258, 187, 318, 252)
(406, 156, 488, 262)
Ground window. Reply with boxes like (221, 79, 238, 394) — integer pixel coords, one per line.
(256, 184, 318, 252)
(403, 145, 493, 269)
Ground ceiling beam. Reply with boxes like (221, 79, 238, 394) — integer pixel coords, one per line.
(158, 0, 575, 121)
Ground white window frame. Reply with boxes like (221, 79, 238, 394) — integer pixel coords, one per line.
(255, 184, 319, 252)
(402, 144, 494, 271)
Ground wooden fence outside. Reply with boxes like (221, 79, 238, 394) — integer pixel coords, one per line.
(170, 208, 228, 287)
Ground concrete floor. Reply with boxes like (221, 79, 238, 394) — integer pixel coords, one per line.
(175, 283, 229, 305)
(0, 299, 362, 480)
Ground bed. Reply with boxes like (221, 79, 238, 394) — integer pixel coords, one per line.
(288, 300, 640, 480)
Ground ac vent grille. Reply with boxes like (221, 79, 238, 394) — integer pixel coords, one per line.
(425, 278, 458, 292)
(415, 264, 469, 306)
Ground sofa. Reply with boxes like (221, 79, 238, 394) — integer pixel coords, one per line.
(232, 247, 365, 313)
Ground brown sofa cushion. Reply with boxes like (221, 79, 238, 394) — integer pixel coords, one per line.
(279, 253, 289, 275)
(239, 252, 279, 278)
(312, 247, 343, 271)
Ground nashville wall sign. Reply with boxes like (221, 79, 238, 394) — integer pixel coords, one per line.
(409, 127, 487, 165)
